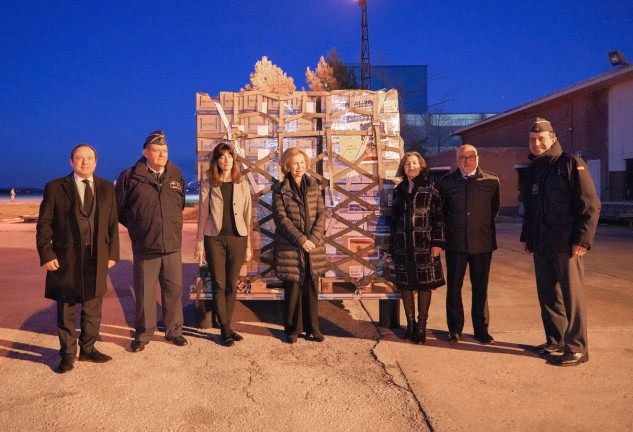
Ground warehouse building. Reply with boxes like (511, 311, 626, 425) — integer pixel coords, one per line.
(426, 62, 633, 217)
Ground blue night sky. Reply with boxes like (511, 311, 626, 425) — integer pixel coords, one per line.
(1, 1, 632, 188)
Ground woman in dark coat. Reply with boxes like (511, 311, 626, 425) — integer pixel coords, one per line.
(272, 147, 327, 344)
(390, 151, 445, 344)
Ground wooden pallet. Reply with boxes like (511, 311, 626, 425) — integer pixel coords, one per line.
(195, 89, 402, 298)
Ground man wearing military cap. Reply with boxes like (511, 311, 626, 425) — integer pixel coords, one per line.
(520, 117, 600, 366)
(116, 130, 188, 352)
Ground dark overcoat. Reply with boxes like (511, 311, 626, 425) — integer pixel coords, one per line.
(390, 175, 445, 291)
(36, 174, 120, 302)
(272, 175, 327, 284)
(437, 167, 500, 254)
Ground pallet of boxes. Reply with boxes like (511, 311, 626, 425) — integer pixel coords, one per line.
(193, 89, 404, 328)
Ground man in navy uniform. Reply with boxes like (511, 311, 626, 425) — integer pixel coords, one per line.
(521, 117, 600, 366)
(116, 130, 188, 352)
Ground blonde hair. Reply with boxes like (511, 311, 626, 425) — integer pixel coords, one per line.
(280, 147, 310, 175)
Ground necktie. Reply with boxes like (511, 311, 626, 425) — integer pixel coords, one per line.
(82, 179, 93, 214)
(154, 172, 162, 183)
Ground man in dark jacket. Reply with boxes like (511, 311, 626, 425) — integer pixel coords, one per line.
(521, 117, 600, 366)
(36, 144, 120, 373)
(438, 145, 500, 344)
(116, 130, 188, 352)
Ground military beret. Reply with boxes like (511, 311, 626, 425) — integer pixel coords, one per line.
(144, 130, 167, 148)
(530, 117, 554, 133)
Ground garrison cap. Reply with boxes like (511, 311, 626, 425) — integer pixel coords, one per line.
(530, 117, 554, 133)
(143, 130, 167, 148)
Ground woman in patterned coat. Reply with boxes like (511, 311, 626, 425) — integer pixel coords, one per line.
(390, 152, 445, 344)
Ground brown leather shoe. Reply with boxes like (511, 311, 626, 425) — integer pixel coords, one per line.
(58, 354, 76, 373)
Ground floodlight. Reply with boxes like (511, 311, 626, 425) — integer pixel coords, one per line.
(608, 50, 628, 66)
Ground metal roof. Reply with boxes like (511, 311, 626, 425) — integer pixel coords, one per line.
(453, 62, 633, 135)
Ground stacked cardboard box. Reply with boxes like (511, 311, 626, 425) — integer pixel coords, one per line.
(195, 89, 403, 293)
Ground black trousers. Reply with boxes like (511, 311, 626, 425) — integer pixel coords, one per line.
(56, 295, 103, 357)
(284, 276, 319, 336)
(533, 251, 588, 354)
(204, 235, 247, 337)
(445, 251, 492, 336)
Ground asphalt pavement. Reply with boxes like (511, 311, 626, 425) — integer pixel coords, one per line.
(0, 220, 631, 431)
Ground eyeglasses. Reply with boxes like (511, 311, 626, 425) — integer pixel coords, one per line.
(457, 155, 478, 162)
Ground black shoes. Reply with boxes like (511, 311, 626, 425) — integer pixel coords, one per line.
(166, 335, 188, 346)
(79, 349, 112, 363)
(404, 315, 416, 342)
(474, 333, 495, 345)
(230, 332, 243, 342)
(58, 354, 76, 373)
(131, 340, 146, 352)
(553, 351, 589, 367)
(59, 349, 111, 372)
(222, 335, 235, 347)
(447, 332, 462, 343)
(286, 334, 298, 344)
(307, 331, 325, 342)
(415, 323, 427, 344)
(447, 332, 493, 344)
(532, 343, 564, 355)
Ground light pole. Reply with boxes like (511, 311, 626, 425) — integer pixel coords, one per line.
(359, 0, 371, 90)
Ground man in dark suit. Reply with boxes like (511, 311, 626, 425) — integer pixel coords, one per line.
(36, 144, 120, 373)
(438, 144, 500, 344)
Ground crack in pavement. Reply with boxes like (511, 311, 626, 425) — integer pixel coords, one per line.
(358, 300, 434, 432)
(245, 360, 261, 405)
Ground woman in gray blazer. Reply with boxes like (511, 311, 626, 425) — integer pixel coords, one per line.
(195, 143, 252, 346)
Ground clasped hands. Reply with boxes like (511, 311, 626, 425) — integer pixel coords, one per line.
(302, 240, 316, 253)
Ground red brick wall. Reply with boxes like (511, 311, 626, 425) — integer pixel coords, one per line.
(441, 88, 610, 206)
(427, 147, 528, 214)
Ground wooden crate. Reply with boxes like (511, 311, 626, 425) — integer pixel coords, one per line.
(195, 89, 403, 294)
